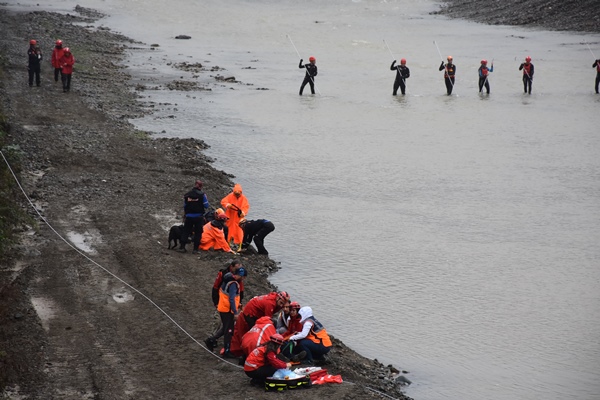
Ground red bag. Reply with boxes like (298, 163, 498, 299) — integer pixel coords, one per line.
(311, 373, 343, 385)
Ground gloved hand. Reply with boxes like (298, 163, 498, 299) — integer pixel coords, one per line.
(239, 211, 245, 218)
(300, 59, 303, 63)
(225, 203, 231, 209)
(440, 61, 445, 67)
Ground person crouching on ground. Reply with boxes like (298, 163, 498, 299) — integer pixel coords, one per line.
(244, 334, 291, 386)
(287, 306, 332, 365)
(199, 213, 235, 253)
(59, 47, 75, 92)
(239, 218, 275, 255)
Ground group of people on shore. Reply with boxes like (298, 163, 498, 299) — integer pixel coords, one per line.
(27, 38, 75, 92)
(299, 55, 600, 95)
(206, 259, 333, 385)
(177, 180, 274, 256)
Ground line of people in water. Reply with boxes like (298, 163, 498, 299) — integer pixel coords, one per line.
(205, 259, 333, 385)
(27, 39, 75, 92)
(298, 55, 600, 96)
(177, 180, 274, 255)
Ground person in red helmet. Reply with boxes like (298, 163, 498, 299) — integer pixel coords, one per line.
(478, 59, 494, 94)
(244, 334, 291, 386)
(178, 179, 211, 253)
(229, 291, 290, 356)
(439, 55, 456, 95)
(298, 56, 318, 95)
(27, 39, 42, 87)
(519, 56, 534, 94)
(51, 39, 65, 83)
(390, 58, 410, 95)
(592, 58, 600, 94)
(59, 47, 75, 92)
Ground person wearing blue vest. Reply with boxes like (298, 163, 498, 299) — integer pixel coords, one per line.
(179, 179, 210, 253)
(238, 218, 275, 255)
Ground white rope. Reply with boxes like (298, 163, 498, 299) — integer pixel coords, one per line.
(0, 149, 241, 369)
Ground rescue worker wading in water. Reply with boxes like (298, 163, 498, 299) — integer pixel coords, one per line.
(390, 58, 410, 95)
(439, 55, 456, 95)
(478, 59, 494, 94)
(593, 59, 600, 94)
(519, 56, 534, 94)
(298, 56, 317, 95)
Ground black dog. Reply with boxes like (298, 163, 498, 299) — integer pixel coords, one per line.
(168, 224, 185, 249)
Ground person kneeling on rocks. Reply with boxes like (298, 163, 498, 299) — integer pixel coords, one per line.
(199, 213, 235, 253)
(244, 334, 292, 386)
(286, 306, 332, 365)
(239, 218, 275, 255)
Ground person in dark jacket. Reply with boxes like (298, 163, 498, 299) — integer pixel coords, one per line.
(298, 56, 318, 95)
(593, 59, 600, 94)
(519, 56, 534, 94)
(27, 39, 42, 87)
(390, 58, 410, 95)
(478, 59, 494, 94)
(439, 55, 456, 95)
(239, 218, 275, 255)
(179, 180, 210, 253)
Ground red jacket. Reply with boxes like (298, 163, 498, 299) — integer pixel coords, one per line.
(242, 292, 280, 319)
(51, 46, 65, 68)
(60, 53, 75, 74)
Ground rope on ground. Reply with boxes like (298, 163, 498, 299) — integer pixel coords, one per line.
(1, 150, 403, 397)
(0, 149, 241, 370)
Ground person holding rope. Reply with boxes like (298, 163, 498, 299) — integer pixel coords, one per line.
(390, 58, 410, 96)
(439, 55, 456, 95)
(221, 183, 250, 249)
(519, 56, 534, 94)
(298, 56, 318, 95)
(478, 59, 494, 94)
(593, 58, 600, 94)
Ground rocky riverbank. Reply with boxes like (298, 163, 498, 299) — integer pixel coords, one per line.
(434, 0, 600, 33)
(0, 6, 412, 400)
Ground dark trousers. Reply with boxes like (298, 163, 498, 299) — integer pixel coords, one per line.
(478, 76, 490, 93)
(252, 221, 275, 255)
(219, 312, 235, 351)
(299, 76, 315, 95)
(54, 67, 62, 82)
(61, 73, 72, 91)
(180, 216, 203, 250)
(595, 73, 599, 94)
(523, 76, 532, 94)
(245, 365, 278, 383)
(444, 77, 455, 95)
(296, 339, 330, 362)
(28, 66, 41, 86)
(393, 78, 406, 95)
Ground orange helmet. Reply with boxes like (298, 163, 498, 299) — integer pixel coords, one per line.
(447, 55, 453, 61)
(309, 56, 316, 62)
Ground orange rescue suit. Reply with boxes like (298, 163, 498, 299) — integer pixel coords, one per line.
(220, 183, 250, 245)
(200, 221, 232, 252)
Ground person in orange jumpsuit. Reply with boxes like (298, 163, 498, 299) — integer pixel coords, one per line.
(220, 183, 249, 248)
(229, 291, 290, 357)
(199, 213, 235, 253)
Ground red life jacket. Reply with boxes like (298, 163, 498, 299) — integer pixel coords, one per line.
(522, 63, 532, 77)
(480, 66, 489, 77)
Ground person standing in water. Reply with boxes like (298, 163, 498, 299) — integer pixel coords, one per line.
(519, 56, 534, 94)
(478, 59, 493, 94)
(390, 58, 410, 95)
(298, 56, 317, 95)
(439, 55, 456, 95)
(593, 59, 600, 94)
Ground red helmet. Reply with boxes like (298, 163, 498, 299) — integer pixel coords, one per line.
(481, 59, 487, 65)
(525, 56, 531, 62)
(56, 39, 63, 46)
(290, 301, 301, 310)
(194, 180, 203, 189)
(29, 39, 36, 45)
(400, 58, 406, 65)
(270, 334, 285, 345)
(64, 47, 71, 54)
(277, 291, 290, 303)
(309, 56, 316, 62)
